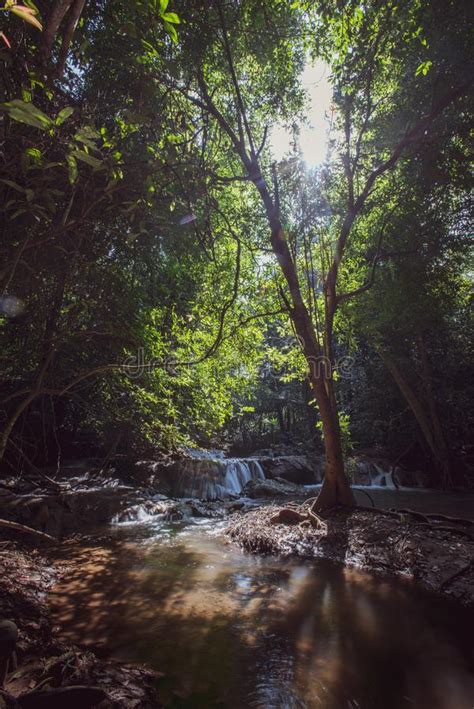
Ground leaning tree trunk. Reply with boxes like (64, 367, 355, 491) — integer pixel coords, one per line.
(416, 334, 452, 486)
(308, 368, 354, 510)
(377, 345, 451, 486)
(263, 217, 354, 512)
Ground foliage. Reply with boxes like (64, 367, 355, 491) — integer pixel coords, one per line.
(0, 0, 471, 482)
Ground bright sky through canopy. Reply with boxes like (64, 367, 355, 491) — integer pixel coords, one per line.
(270, 60, 333, 166)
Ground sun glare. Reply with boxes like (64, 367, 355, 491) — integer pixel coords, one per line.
(270, 60, 333, 167)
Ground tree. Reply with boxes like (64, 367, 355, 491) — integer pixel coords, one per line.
(141, 0, 471, 509)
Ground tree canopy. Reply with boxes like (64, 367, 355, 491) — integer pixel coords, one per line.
(0, 0, 472, 493)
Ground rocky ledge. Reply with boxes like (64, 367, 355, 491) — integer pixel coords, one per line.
(226, 503, 474, 607)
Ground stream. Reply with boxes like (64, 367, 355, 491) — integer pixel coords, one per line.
(49, 512, 474, 709)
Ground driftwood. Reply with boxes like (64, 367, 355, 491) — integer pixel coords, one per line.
(0, 519, 56, 544)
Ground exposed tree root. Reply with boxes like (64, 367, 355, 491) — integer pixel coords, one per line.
(307, 508, 328, 531)
(270, 501, 328, 531)
(273, 498, 474, 541)
(356, 489, 375, 507)
(439, 561, 474, 592)
(227, 504, 474, 605)
(400, 510, 474, 527)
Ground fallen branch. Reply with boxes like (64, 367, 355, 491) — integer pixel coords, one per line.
(0, 519, 57, 544)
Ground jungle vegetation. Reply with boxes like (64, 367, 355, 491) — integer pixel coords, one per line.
(0, 0, 472, 508)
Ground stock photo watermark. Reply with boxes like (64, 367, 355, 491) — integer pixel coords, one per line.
(121, 346, 355, 381)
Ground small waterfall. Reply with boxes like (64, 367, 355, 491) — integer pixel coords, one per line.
(351, 459, 396, 488)
(112, 499, 168, 524)
(170, 458, 265, 500)
(369, 463, 395, 488)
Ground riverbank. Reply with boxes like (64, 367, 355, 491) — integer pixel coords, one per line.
(227, 502, 474, 606)
(0, 536, 161, 707)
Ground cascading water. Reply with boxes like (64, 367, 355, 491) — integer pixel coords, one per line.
(170, 458, 265, 499)
(369, 463, 396, 488)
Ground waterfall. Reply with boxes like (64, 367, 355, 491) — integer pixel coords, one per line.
(369, 463, 396, 488)
(352, 460, 396, 488)
(170, 458, 265, 500)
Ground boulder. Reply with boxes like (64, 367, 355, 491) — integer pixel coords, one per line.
(258, 455, 320, 484)
(244, 477, 306, 498)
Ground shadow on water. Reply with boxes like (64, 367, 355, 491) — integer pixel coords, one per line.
(49, 520, 474, 709)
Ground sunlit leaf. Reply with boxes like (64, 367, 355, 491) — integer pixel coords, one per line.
(162, 11, 180, 24)
(164, 21, 178, 43)
(2, 99, 52, 129)
(66, 154, 78, 184)
(70, 149, 102, 168)
(56, 107, 74, 125)
(10, 5, 43, 31)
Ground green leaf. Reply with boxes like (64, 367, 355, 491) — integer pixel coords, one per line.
(56, 107, 74, 125)
(415, 60, 432, 77)
(70, 149, 102, 168)
(23, 0, 40, 14)
(66, 154, 78, 184)
(2, 99, 52, 129)
(25, 147, 42, 163)
(75, 125, 100, 142)
(162, 11, 180, 24)
(0, 179, 24, 192)
(159, 0, 169, 12)
(164, 21, 178, 43)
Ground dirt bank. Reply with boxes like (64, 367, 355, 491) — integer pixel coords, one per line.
(226, 503, 474, 607)
(0, 536, 160, 707)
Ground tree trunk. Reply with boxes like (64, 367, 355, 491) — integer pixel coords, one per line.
(252, 177, 354, 512)
(308, 367, 354, 511)
(0, 391, 39, 462)
(377, 345, 451, 486)
(416, 334, 452, 485)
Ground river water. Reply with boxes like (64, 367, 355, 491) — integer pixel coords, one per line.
(49, 514, 474, 709)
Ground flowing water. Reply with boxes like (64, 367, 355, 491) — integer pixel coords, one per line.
(50, 515, 474, 709)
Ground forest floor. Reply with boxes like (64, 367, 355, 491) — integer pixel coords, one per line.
(226, 502, 474, 606)
(0, 536, 160, 708)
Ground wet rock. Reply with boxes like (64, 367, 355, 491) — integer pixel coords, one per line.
(257, 456, 321, 484)
(185, 500, 227, 518)
(244, 478, 306, 498)
(393, 467, 416, 487)
(0, 487, 146, 538)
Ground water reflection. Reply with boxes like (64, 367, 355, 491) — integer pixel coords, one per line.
(50, 521, 474, 708)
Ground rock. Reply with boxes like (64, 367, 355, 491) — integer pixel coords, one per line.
(351, 460, 372, 485)
(185, 500, 226, 518)
(1, 487, 145, 537)
(244, 478, 305, 498)
(393, 467, 416, 487)
(270, 508, 306, 525)
(258, 456, 320, 484)
(413, 470, 431, 488)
